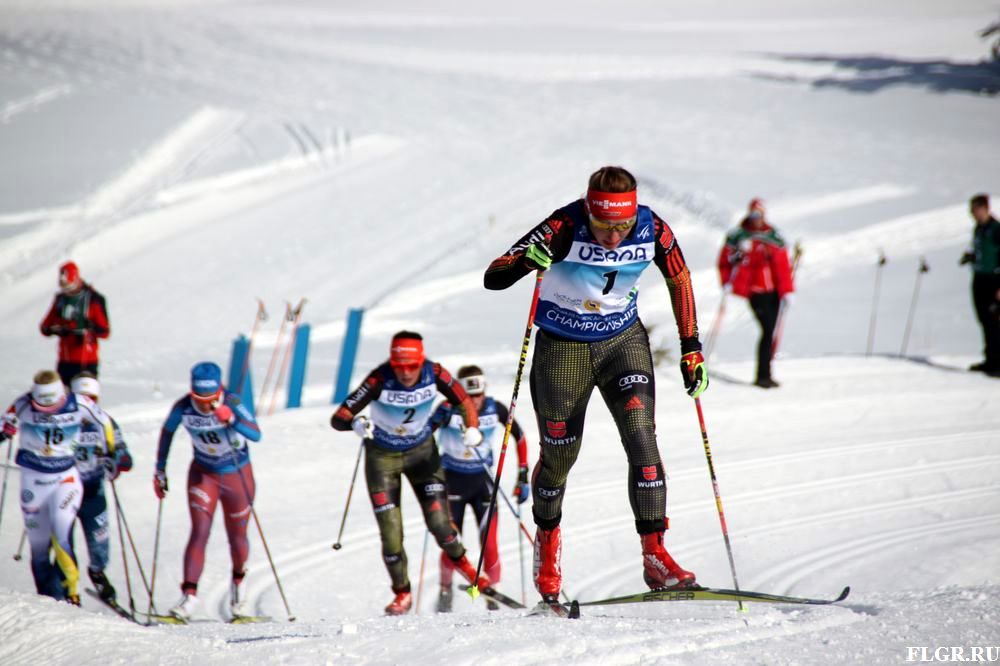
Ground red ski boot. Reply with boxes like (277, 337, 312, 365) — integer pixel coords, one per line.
(641, 532, 696, 590)
(533, 526, 562, 599)
(451, 553, 491, 591)
(384, 590, 412, 615)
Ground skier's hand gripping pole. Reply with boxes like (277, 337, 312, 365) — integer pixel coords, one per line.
(468, 269, 545, 600)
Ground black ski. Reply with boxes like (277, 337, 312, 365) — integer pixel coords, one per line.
(576, 585, 850, 608)
(458, 584, 527, 610)
(84, 588, 139, 623)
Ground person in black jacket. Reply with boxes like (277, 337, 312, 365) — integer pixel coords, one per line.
(961, 194, 1000, 376)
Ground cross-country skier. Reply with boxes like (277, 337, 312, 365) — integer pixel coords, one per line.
(330, 331, 492, 615)
(429, 364, 531, 613)
(39, 261, 111, 386)
(484, 166, 707, 606)
(717, 198, 795, 388)
(154, 362, 261, 621)
(69, 372, 133, 603)
(1, 370, 114, 605)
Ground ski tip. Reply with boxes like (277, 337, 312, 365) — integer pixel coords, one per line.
(467, 585, 480, 601)
(836, 586, 851, 602)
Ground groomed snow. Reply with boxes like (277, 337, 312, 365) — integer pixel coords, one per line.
(1, 1, 998, 664)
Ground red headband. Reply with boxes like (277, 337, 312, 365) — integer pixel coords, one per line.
(390, 338, 425, 367)
(587, 190, 638, 221)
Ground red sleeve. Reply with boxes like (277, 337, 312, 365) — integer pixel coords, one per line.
(434, 364, 479, 429)
(652, 215, 699, 341)
(717, 245, 737, 286)
(330, 370, 384, 430)
(772, 246, 794, 297)
(40, 299, 61, 336)
(495, 401, 529, 468)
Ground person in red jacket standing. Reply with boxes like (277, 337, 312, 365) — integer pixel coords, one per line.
(40, 261, 110, 386)
(717, 199, 794, 388)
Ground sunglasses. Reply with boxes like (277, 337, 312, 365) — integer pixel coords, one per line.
(589, 214, 637, 233)
(391, 362, 421, 372)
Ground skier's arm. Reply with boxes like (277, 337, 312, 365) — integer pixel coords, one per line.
(494, 402, 529, 469)
(652, 215, 700, 348)
(79, 395, 116, 456)
(225, 394, 261, 442)
(429, 402, 452, 433)
(484, 209, 575, 290)
(39, 299, 64, 336)
(330, 370, 384, 431)
(434, 365, 479, 429)
(156, 399, 186, 472)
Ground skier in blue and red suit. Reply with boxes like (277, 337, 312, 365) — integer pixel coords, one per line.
(153, 361, 261, 621)
(484, 165, 707, 606)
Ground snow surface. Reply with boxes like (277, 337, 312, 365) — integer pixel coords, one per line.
(1, 1, 999, 664)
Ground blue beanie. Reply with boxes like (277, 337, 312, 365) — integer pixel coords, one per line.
(190, 362, 222, 396)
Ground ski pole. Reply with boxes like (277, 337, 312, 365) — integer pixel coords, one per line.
(866, 251, 887, 356)
(703, 292, 728, 361)
(259, 301, 292, 408)
(225, 436, 296, 621)
(332, 440, 364, 550)
(899, 257, 930, 357)
(471, 449, 534, 544)
(0, 435, 13, 537)
(414, 530, 430, 615)
(110, 479, 154, 609)
(771, 240, 803, 359)
(469, 417, 576, 606)
(468, 269, 545, 600)
(237, 299, 268, 398)
(693, 397, 745, 612)
(268, 298, 307, 416)
(110, 479, 136, 616)
(516, 498, 526, 606)
(148, 497, 164, 620)
(13, 529, 26, 561)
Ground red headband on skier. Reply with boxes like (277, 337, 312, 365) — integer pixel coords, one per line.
(587, 190, 638, 231)
(390, 338, 425, 369)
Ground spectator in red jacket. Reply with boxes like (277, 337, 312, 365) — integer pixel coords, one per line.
(40, 262, 111, 386)
(717, 199, 794, 388)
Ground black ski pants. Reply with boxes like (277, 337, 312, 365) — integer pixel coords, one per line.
(365, 437, 465, 593)
(749, 291, 781, 381)
(972, 273, 1000, 369)
(528, 320, 667, 536)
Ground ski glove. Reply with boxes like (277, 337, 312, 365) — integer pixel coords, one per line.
(103, 456, 120, 481)
(1, 415, 17, 439)
(463, 426, 484, 448)
(153, 471, 168, 499)
(351, 415, 373, 439)
(524, 243, 553, 271)
(680, 351, 709, 398)
(513, 467, 530, 504)
(214, 404, 234, 425)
